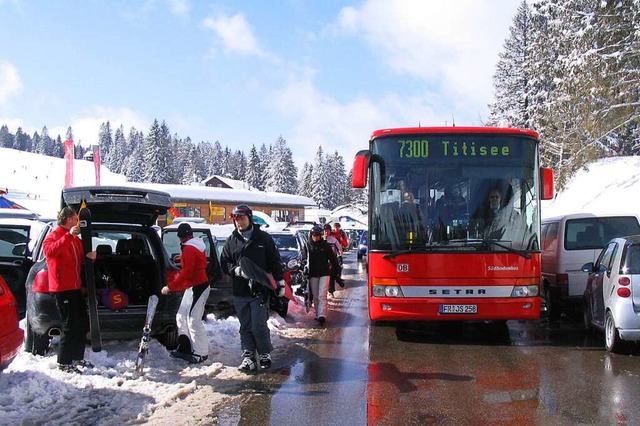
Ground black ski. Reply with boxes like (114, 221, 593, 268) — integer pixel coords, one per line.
(135, 295, 159, 375)
(79, 203, 102, 352)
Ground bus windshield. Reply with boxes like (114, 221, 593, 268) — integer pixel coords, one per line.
(369, 133, 541, 253)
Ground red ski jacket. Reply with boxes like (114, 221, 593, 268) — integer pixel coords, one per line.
(168, 236, 209, 292)
(42, 226, 85, 292)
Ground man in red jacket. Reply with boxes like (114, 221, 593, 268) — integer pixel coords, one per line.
(43, 206, 96, 373)
(161, 222, 211, 364)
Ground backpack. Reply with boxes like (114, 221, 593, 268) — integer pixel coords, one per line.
(339, 230, 349, 248)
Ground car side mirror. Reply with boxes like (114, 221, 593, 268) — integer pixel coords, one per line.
(581, 262, 594, 273)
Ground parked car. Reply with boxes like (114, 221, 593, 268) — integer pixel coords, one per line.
(162, 222, 232, 312)
(263, 230, 307, 317)
(541, 213, 640, 318)
(357, 230, 368, 260)
(24, 186, 182, 355)
(582, 235, 640, 353)
(0, 217, 47, 318)
(0, 274, 23, 370)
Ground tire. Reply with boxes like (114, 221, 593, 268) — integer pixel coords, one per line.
(24, 318, 50, 356)
(543, 284, 560, 320)
(605, 311, 627, 354)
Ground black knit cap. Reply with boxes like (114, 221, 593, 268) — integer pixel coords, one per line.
(177, 222, 193, 238)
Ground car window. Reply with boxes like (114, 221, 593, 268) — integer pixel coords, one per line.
(623, 244, 640, 275)
(0, 227, 29, 258)
(595, 242, 617, 272)
(89, 231, 156, 259)
(162, 230, 212, 258)
(272, 234, 298, 250)
(565, 217, 640, 251)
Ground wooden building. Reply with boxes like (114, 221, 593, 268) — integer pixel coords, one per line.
(127, 181, 316, 227)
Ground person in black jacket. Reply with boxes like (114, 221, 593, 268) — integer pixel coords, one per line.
(300, 226, 340, 325)
(220, 205, 286, 372)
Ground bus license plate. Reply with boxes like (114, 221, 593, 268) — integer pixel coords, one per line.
(440, 304, 477, 314)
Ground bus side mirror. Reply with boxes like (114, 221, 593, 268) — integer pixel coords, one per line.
(352, 150, 385, 189)
(352, 151, 370, 188)
(540, 167, 554, 200)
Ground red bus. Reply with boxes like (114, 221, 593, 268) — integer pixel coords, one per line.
(352, 127, 555, 321)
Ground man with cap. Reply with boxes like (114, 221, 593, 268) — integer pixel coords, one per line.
(220, 204, 286, 372)
(161, 222, 210, 364)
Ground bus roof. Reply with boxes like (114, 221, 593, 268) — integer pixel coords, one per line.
(370, 126, 539, 140)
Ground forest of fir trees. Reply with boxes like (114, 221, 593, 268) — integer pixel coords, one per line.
(488, 0, 640, 189)
(0, 120, 368, 211)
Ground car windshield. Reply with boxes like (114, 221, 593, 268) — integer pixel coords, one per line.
(272, 234, 298, 250)
(162, 230, 212, 258)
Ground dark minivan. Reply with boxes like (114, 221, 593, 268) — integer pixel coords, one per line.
(24, 186, 182, 355)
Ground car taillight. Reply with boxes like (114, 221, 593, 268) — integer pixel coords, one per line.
(617, 287, 631, 298)
(556, 273, 568, 286)
(618, 276, 631, 286)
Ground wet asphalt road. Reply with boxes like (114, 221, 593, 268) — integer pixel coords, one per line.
(209, 252, 640, 425)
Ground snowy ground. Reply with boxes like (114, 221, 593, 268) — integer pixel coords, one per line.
(1, 300, 318, 425)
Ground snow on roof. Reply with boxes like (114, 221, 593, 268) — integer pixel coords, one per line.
(203, 175, 256, 191)
(125, 181, 316, 207)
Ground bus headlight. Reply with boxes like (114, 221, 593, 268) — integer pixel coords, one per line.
(511, 285, 539, 297)
(372, 285, 404, 297)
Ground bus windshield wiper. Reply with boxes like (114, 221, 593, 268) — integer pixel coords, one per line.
(481, 239, 531, 259)
(383, 246, 443, 259)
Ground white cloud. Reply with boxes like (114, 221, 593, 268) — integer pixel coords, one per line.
(47, 106, 148, 147)
(271, 79, 447, 165)
(202, 12, 266, 57)
(334, 0, 518, 115)
(0, 61, 22, 105)
(167, 0, 189, 19)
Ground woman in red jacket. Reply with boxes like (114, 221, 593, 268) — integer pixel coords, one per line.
(43, 207, 96, 373)
(161, 222, 210, 364)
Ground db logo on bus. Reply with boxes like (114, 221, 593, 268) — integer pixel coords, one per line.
(397, 264, 409, 272)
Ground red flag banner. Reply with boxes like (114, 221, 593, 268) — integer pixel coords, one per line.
(93, 145, 101, 185)
(63, 139, 74, 188)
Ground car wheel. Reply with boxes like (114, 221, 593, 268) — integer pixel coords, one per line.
(24, 318, 50, 356)
(605, 311, 627, 354)
(159, 328, 179, 350)
(582, 297, 592, 332)
(543, 284, 560, 320)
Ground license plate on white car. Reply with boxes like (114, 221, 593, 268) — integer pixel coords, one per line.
(439, 304, 477, 314)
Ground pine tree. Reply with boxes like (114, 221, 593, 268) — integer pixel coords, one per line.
(108, 125, 127, 173)
(0, 125, 14, 149)
(98, 122, 113, 168)
(244, 145, 263, 189)
(297, 162, 313, 197)
(142, 119, 172, 184)
(310, 146, 332, 209)
(488, 1, 534, 128)
(265, 136, 297, 193)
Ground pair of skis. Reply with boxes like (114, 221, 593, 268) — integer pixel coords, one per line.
(135, 295, 159, 375)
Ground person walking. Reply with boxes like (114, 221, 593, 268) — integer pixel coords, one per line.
(43, 206, 96, 373)
(161, 222, 211, 364)
(301, 225, 340, 325)
(220, 205, 286, 372)
(323, 224, 343, 296)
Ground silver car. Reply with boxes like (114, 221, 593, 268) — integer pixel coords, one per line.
(582, 235, 640, 353)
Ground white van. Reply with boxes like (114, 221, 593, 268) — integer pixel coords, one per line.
(541, 213, 640, 318)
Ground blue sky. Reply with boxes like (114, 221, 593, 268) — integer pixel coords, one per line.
(0, 0, 520, 166)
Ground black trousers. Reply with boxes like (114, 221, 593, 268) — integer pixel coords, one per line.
(54, 289, 89, 365)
